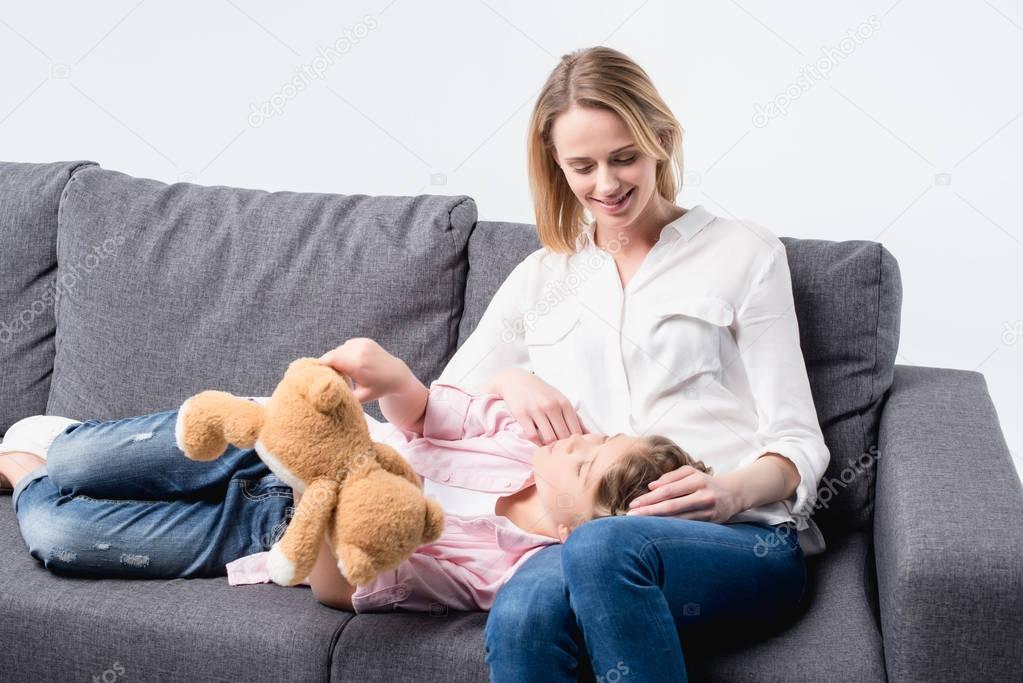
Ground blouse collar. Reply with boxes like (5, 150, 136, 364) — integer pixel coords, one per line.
(574, 204, 714, 252)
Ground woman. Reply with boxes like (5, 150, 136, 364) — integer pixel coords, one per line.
(433, 46, 830, 681)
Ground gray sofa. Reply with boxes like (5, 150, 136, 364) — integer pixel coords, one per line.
(1, 159, 1020, 682)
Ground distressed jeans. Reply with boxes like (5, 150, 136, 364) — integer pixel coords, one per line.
(485, 516, 806, 682)
(11, 408, 294, 579)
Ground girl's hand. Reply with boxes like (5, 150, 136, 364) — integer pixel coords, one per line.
(626, 466, 744, 524)
(318, 338, 410, 403)
(486, 367, 588, 445)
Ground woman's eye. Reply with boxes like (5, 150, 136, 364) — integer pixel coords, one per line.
(573, 166, 593, 174)
(615, 156, 636, 164)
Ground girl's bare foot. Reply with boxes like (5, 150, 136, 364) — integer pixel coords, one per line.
(0, 451, 46, 491)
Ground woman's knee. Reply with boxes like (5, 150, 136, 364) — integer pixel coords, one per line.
(562, 516, 650, 580)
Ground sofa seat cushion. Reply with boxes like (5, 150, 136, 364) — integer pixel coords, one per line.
(0, 501, 351, 682)
(326, 530, 884, 682)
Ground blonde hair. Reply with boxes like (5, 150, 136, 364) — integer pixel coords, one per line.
(593, 435, 713, 518)
(526, 46, 685, 253)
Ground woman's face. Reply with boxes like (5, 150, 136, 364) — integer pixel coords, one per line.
(550, 104, 660, 232)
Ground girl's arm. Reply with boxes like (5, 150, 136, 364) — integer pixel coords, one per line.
(292, 490, 356, 610)
(318, 338, 428, 434)
(308, 535, 355, 610)
(378, 363, 429, 435)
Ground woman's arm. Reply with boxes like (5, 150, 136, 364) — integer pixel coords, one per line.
(720, 453, 799, 511)
(628, 244, 829, 521)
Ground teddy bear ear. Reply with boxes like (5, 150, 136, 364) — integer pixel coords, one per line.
(308, 374, 346, 414)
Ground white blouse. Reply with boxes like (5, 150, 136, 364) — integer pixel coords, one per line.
(437, 204, 830, 554)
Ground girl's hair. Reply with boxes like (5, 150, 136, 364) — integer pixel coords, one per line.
(593, 435, 714, 518)
(526, 46, 686, 253)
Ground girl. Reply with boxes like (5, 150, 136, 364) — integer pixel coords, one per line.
(433, 46, 830, 681)
(223, 338, 716, 612)
(0, 338, 710, 610)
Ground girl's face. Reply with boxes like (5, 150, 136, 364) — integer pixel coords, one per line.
(550, 104, 661, 234)
(531, 432, 642, 541)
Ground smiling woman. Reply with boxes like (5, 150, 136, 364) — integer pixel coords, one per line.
(430, 45, 831, 682)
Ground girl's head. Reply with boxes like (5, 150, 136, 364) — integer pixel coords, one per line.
(532, 433, 713, 542)
(526, 46, 685, 253)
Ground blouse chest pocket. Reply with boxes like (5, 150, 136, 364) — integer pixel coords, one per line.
(524, 305, 581, 405)
(645, 296, 735, 388)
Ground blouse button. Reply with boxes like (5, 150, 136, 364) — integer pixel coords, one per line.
(443, 473, 452, 482)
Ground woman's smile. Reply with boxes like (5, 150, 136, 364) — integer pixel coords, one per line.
(591, 187, 635, 214)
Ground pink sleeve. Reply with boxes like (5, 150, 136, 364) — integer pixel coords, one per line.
(422, 381, 533, 442)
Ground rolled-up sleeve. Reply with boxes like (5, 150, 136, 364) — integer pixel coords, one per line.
(732, 243, 831, 526)
(417, 382, 540, 465)
(436, 259, 532, 393)
(423, 382, 532, 440)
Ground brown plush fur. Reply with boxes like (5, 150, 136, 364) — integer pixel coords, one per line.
(175, 357, 444, 586)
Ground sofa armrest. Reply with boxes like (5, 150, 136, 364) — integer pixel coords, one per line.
(875, 364, 1023, 682)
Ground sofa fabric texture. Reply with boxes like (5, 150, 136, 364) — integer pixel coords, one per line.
(0, 160, 97, 437)
(45, 165, 476, 424)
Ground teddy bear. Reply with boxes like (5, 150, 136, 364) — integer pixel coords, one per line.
(173, 357, 445, 587)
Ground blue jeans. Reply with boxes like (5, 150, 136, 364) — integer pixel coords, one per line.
(11, 408, 294, 579)
(485, 516, 806, 682)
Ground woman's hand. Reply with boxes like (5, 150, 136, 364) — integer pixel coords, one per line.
(485, 367, 588, 445)
(626, 465, 745, 524)
(319, 338, 410, 403)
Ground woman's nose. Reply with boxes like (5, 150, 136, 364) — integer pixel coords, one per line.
(594, 165, 620, 195)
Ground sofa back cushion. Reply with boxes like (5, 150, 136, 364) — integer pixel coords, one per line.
(47, 165, 476, 423)
(458, 221, 901, 537)
(0, 160, 97, 436)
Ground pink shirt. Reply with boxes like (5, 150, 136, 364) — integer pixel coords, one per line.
(225, 381, 558, 612)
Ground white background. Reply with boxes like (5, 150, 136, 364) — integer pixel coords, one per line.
(2, 0, 1020, 481)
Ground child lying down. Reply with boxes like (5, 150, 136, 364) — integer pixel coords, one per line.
(226, 338, 713, 613)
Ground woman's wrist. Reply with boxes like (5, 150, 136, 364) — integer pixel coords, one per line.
(484, 367, 527, 396)
(722, 453, 799, 514)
